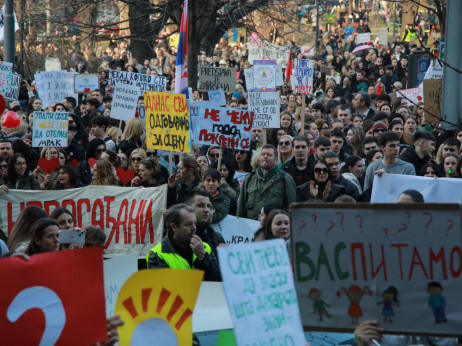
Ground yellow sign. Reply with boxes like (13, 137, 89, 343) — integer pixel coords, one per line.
(144, 91, 191, 153)
(170, 34, 180, 49)
(115, 269, 203, 346)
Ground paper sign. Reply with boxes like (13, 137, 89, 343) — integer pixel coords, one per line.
(0, 247, 106, 345)
(253, 60, 276, 92)
(45, 57, 62, 71)
(357, 33, 371, 44)
(195, 105, 253, 150)
(211, 215, 260, 244)
(248, 39, 290, 67)
(198, 67, 236, 93)
(248, 92, 280, 128)
(244, 67, 283, 92)
(103, 253, 138, 317)
(397, 84, 423, 106)
(32, 111, 68, 148)
(115, 269, 203, 346)
(423, 79, 442, 124)
(300, 46, 315, 57)
(292, 203, 462, 334)
(379, 28, 388, 45)
(293, 59, 314, 94)
(111, 82, 140, 121)
(145, 91, 191, 153)
(35, 71, 78, 108)
(218, 239, 306, 346)
(108, 70, 167, 96)
(424, 60, 443, 80)
(3, 73, 20, 101)
(208, 89, 226, 106)
(0, 61, 13, 95)
(74, 74, 99, 93)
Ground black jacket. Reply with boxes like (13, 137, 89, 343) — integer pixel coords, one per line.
(399, 145, 431, 173)
(296, 181, 345, 202)
(282, 157, 311, 187)
(167, 178, 200, 208)
(333, 175, 360, 200)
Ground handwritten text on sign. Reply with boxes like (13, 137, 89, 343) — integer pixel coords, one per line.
(145, 92, 191, 153)
(108, 70, 167, 95)
(3, 74, 20, 101)
(0, 61, 13, 95)
(111, 82, 139, 121)
(292, 204, 462, 334)
(248, 92, 280, 128)
(198, 67, 236, 92)
(32, 111, 68, 148)
(34, 71, 78, 108)
(195, 105, 254, 150)
(248, 39, 290, 67)
(218, 239, 306, 346)
(293, 59, 314, 94)
(74, 74, 99, 93)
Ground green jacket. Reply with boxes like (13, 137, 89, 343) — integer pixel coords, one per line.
(236, 166, 296, 220)
(211, 187, 231, 224)
(4, 174, 41, 190)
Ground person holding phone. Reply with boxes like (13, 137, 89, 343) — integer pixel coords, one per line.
(166, 156, 200, 208)
(25, 219, 61, 255)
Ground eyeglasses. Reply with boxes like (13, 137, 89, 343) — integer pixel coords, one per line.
(146, 152, 157, 157)
(0, 164, 7, 169)
(279, 141, 290, 146)
(131, 157, 143, 162)
(209, 153, 219, 158)
(96, 149, 104, 153)
(15, 162, 27, 167)
(374, 129, 386, 133)
(236, 150, 246, 155)
(314, 168, 328, 174)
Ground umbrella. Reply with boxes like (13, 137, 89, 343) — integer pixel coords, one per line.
(352, 45, 374, 55)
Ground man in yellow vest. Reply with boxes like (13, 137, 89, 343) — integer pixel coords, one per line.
(146, 204, 221, 281)
(402, 24, 416, 43)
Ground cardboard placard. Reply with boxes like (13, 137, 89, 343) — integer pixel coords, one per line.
(423, 79, 442, 125)
(253, 60, 277, 92)
(293, 59, 315, 94)
(248, 39, 290, 67)
(108, 70, 167, 96)
(208, 89, 227, 106)
(379, 28, 388, 45)
(3, 73, 20, 101)
(357, 33, 371, 44)
(301, 46, 315, 57)
(32, 111, 68, 148)
(248, 92, 280, 128)
(211, 215, 260, 244)
(45, 57, 62, 71)
(73, 74, 99, 93)
(198, 67, 236, 93)
(111, 82, 139, 121)
(34, 71, 78, 109)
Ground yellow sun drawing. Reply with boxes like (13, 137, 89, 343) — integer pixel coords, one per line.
(115, 269, 204, 346)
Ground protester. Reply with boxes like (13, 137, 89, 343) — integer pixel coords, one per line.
(25, 218, 61, 255)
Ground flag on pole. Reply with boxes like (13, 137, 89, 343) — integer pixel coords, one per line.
(175, 0, 188, 97)
(285, 51, 293, 84)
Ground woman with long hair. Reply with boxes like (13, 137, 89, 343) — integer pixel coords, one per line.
(167, 155, 201, 207)
(214, 157, 239, 215)
(346, 127, 365, 156)
(76, 138, 106, 185)
(443, 154, 458, 178)
(128, 149, 147, 177)
(131, 159, 166, 187)
(280, 111, 295, 136)
(25, 218, 61, 255)
(119, 118, 144, 155)
(341, 155, 365, 193)
(52, 164, 80, 189)
(0, 153, 41, 192)
(92, 159, 119, 186)
(403, 115, 418, 145)
(278, 135, 293, 165)
(263, 209, 291, 240)
(233, 149, 253, 186)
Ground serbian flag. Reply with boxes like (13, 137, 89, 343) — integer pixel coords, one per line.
(285, 51, 293, 84)
(175, 0, 189, 97)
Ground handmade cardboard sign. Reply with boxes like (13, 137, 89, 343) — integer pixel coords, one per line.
(248, 92, 280, 128)
(198, 67, 236, 93)
(253, 60, 276, 92)
(208, 89, 227, 106)
(35, 71, 78, 108)
(423, 79, 442, 124)
(293, 59, 314, 94)
(379, 28, 388, 45)
(248, 39, 290, 67)
(74, 74, 99, 93)
(108, 70, 167, 95)
(32, 111, 68, 148)
(3, 73, 20, 101)
(357, 33, 371, 44)
(111, 82, 139, 121)
(0, 61, 13, 95)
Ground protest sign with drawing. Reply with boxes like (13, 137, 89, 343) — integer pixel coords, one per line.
(253, 60, 277, 92)
(208, 89, 227, 106)
(244, 66, 283, 92)
(32, 111, 68, 148)
(248, 92, 280, 128)
(108, 70, 167, 95)
(144, 91, 191, 153)
(248, 39, 290, 67)
(35, 71, 78, 108)
(423, 79, 442, 124)
(292, 203, 462, 334)
(0, 61, 13, 96)
(74, 74, 99, 93)
(111, 82, 140, 121)
(301, 46, 315, 57)
(293, 59, 314, 95)
(218, 239, 306, 346)
(3, 73, 20, 101)
(198, 67, 236, 92)
(397, 84, 423, 106)
(195, 105, 254, 150)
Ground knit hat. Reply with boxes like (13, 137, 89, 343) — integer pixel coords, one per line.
(374, 111, 389, 122)
(232, 92, 241, 99)
(372, 121, 388, 133)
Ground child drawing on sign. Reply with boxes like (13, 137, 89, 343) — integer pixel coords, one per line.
(377, 286, 399, 322)
(308, 288, 331, 321)
(427, 281, 447, 323)
(337, 285, 373, 325)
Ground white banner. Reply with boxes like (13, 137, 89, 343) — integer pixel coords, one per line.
(371, 173, 462, 203)
(108, 69, 167, 95)
(397, 83, 423, 106)
(110, 82, 139, 121)
(248, 39, 290, 67)
(0, 185, 167, 258)
(211, 214, 259, 243)
(35, 71, 78, 108)
(248, 92, 280, 128)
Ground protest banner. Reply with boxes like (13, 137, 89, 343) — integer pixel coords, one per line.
(211, 214, 260, 244)
(192, 282, 233, 333)
(423, 79, 442, 124)
(293, 59, 314, 94)
(3, 73, 20, 101)
(144, 91, 191, 153)
(34, 71, 78, 109)
(198, 67, 236, 92)
(32, 111, 68, 148)
(248, 92, 280, 128)
(357, 33, 371, 44)
(253, 60, 276, 92)
(45, 57, 62, 71)
(218, 239, 306, 346)
(208, 89, 226, 106)
(424, 60, 443, 80)
(248, 39, 290, 67)
(108, 69, 167, 95)
(244, 67, 283, 92)
(115, 269, 203, 345)
(301, 46, 315, 57)
(379, 28, 388, 45)
(0, 247, 106, 345)
(111, 82, 139, 121)
(397, 84, 423, 106)
(195, 104, 254, 150)
(74, 74, 99, 93)
(0, 185, 167, 258)
(371, 173, 462, 203)
(103, 253, 138, 317)
(0, 61, 13, 95)
(292, 203, 462, 335)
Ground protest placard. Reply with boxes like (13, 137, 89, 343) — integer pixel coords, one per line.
(32, 111, 68, 148)
(108, 69, 167, 95)
(293, 59, 314, 94)
(35, 71, 78, 108)
(357, 33, 371, 44)
(371, 173, 462, 203)
(218, 239, 306, 346)
(0, 61, 13, 95)
(198, 67, 236, 92)
(397, 84, 423, 106)
(145, 91, 191, 153)
(195, 105, 254, 150)
(111, 82, 139, 121)
(3, 73, 20, 101)
(0, 185, 167, 257)
(301, 46, 315, 57)
(211, 214, 260, 244)
(248, 39, 290, 67)
(379, 28, 388, 45)
(45, 57, 62, 71)
(424, 60, 443, 79)
(248, 92, 280, 128)
(208, 89, 226, 106)
(253, 60, 276, 92)
(292, 203, 462, 334)
(74, 74, 99, 93)
(423, 79, 442, 124)
(103, 253, 138, 317)
(244, 66, 283, 92)
(0, 247, 106, 345)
